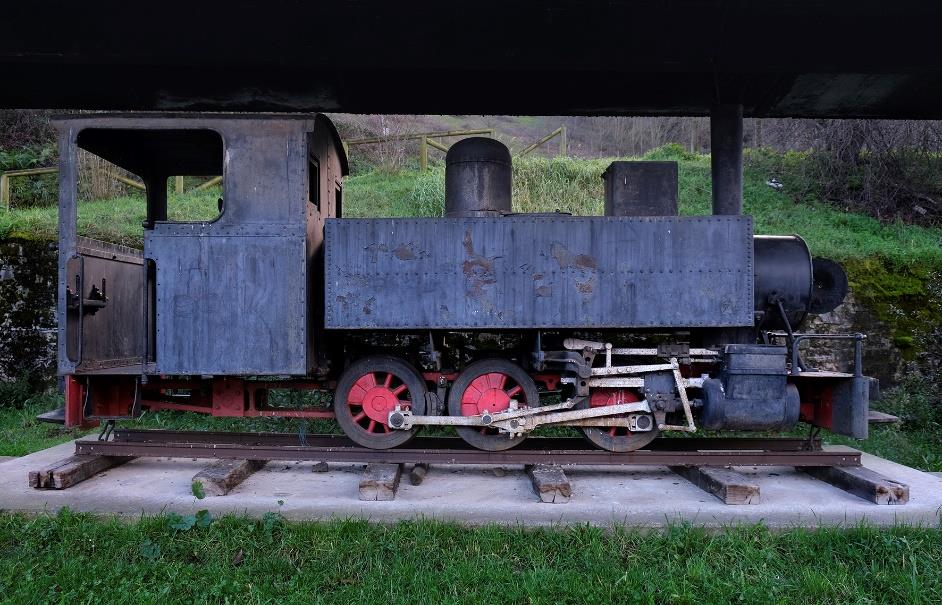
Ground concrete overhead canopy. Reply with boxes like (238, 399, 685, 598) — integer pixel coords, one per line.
(1, 1, 939, 118)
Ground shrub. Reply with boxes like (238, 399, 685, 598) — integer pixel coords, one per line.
(0, 375, 36, 410)
(876, 372, 942, 432)
(0, 146, 58, 209)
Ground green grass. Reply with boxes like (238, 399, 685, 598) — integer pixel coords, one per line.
(0, 510, 939, 604)
(0, 396, 93, 457)
(0, 187, 222, 247)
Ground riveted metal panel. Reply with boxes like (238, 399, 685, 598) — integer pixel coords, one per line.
(148, 231, 307, 375)
(325, 216, 754, 329)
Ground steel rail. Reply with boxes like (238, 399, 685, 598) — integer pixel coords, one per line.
(109, 430, 821, 451)
(74, 431, 859, 467)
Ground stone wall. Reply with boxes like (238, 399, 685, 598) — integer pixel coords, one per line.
(803, 292, 905, 385)
(0, 238, 57, 382)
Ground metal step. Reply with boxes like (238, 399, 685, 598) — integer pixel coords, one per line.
(868, 410, 901, 424)
(35, 406, 65, 425)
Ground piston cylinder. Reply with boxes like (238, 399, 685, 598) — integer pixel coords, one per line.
(445, 137, 512, 218)
(701, 344, 800, 431)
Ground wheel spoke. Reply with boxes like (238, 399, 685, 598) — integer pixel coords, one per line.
(483, 373, 500, 390)
(392, 384, 407, 396)
(367, 420, 377, 433)
(348, 386, 366, 404)
(349, 374, 376, 404)
(466, 382, 484, 399)
(383, 372, 393, 388)
(507, 385, 522, 398)
(497, 374, 508, 389)
(352, 410, 366, 422)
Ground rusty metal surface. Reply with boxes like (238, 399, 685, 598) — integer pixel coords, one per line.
(110, 429, 821, 451)
(326, 216, 754, 329)
(143, 119, 308, 375)
(77, 430, 857, 467)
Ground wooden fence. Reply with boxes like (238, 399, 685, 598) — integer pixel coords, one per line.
(0, 169, 221, 211)
(345, 126, 568, 170)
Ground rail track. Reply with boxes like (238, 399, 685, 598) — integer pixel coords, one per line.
(73, 429, 861, 468)
(29, 429, 912, 507)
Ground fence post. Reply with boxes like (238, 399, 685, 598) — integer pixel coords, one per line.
(0, 174, 9, 211)
(420, 137, 428, 171)
(559, 125, 567, 156)
(175, 176, 184, 195)
(194, 176, 223, 192)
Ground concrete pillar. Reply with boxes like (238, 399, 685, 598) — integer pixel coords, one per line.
(710, 104, 743, 215)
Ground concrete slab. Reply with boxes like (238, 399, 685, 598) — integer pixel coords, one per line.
(2, 440, 941, 528)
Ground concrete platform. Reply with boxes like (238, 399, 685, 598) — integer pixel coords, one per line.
(2, 441, 941, 528)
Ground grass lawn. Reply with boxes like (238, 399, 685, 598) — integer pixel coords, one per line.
(0, 510, 940, 605)
(0, 396, 93, 457)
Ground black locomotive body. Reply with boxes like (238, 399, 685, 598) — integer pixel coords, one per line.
(54, 113, 871, 452)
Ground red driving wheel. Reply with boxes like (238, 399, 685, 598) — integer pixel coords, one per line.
(334, 356, 427, 449)
(460, 372, 523, 416)
(580, 388, 659, 452)
(448, 359, 540, 451)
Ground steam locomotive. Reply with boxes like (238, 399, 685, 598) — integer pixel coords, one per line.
(55, 113, 871, 452)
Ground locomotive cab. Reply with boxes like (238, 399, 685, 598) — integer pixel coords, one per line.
(54, 113, 346, 421)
